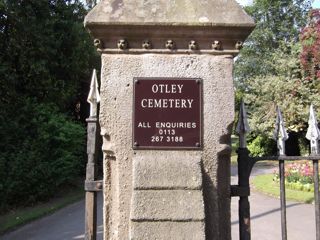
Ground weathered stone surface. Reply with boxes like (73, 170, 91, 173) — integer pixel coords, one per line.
(85, 0, 254, 26)
(133, 155, 202, 190)
(100, 54, 234, 240)
(130, 221, 205, 240)
(85, 1, 254, 238)
(84, 0, 255, 54)
(131, 190, 204, 221)
(130, 154, 205, 239)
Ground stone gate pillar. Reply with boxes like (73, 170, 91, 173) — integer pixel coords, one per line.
(84, 1, 254, 239)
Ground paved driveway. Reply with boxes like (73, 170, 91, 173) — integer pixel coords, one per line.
(231, 190, 316, 240)
(2, 193, 103, 240)
(231, 164, 316, 240)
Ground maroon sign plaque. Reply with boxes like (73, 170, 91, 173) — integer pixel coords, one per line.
(133, 78, 202, 149)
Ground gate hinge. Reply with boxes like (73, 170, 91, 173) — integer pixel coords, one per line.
(85, 180, 103, 192)
(230, 185, 250, 197)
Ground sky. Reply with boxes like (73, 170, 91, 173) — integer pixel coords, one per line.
(236, 0, 320, 8)
(235, 0, 253, 6)
(313, 0, 320, 8)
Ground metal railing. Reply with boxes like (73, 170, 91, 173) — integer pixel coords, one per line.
(231, 102, 320, 240)
(85, 69, 102, 240)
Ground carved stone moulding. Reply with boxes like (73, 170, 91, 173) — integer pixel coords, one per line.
(87, 24, 253, 55)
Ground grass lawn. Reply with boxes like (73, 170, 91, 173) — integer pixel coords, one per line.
(252, 174, 315, 204)
(0, 186, 84, 235)
(231, 154, 238, 164)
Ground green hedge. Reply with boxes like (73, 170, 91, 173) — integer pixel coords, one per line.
(247, 135, 277, 157)
(0, 100, 85, 212)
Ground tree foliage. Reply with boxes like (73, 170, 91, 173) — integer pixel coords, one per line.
(235, 0, 312, 88)
(0, 0, 99, 112)
(0, 101, 85, 210)
(235, 1, 319, 155)
(0, 0, 99, 211)
(245, 42, 319, 135)
(85, 0, 99, 9)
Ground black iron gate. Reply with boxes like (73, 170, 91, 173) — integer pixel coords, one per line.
(84, 70, 103, 240)
(231, 102, 320, 240)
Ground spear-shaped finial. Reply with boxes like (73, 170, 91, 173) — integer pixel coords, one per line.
(236, 100, 251, 148)
(87, 69, 101, 117)
(306, 105, 320, 155)
(273, 106, 289, 156)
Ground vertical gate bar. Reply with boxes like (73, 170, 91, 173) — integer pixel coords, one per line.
(306, 105, 320, 239)
(85, 118, 98, 240)
(274, 107, 288, 240)
(236, 101, 251, 240)
(85, 70, 100, 240)
(279, 160, 287, 240)
(239, 198, 251, 240)
(313, 160, 320, 240)
(237, 148, 251, 240)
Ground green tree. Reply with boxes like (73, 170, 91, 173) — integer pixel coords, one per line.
(235, 1, 320, 155)
(245, 41, 319, 134)
(0, 0, 99, 113)
(244, 40, 319, 156)
(0, 0, 99, 211)
(0, 101, 86, 209)
(235, 0, 312, 88)
(85, 0, 98, 8)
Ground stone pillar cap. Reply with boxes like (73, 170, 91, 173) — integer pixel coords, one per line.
(84, 0, 255, 55)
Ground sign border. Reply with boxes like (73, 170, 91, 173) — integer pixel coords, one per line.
(132, 77, 203, 150)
